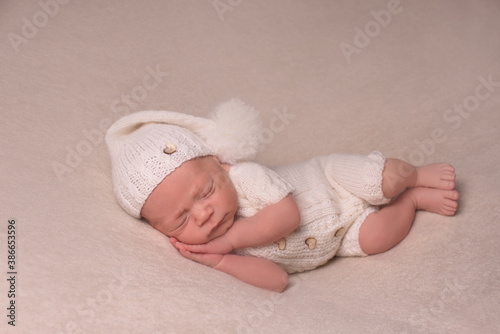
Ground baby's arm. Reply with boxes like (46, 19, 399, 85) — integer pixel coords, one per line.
(228, 194, 301, 248)
(171, 194, 299, 291)
(172, 241, 288, 292)
(180, 194, 301, 254)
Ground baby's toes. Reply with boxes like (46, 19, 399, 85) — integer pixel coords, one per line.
(444, 200, 458, 210)
(441, 180, 455, 190)
(442, 204, 458, 216)
(440, 164, 455, 173)
(441, 172, 456, 181)
(441, 191, 459, 215)
(444, 190, 459, 201)
(439, 167, 456, 189)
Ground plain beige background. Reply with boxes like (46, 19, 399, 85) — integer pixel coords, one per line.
(1, 0, 499, 333)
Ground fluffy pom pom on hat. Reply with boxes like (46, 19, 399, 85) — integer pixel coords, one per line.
(105, 98, 263, 218)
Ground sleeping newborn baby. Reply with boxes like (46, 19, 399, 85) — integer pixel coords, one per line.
(106, 99, 458, 292)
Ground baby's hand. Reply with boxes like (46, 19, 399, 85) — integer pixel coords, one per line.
(172, 235, 234, 255)
(170, 238, 224, 268)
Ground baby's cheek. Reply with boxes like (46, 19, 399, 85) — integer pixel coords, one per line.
(226, 182, 238, 203)
(152, 224, 170, 238)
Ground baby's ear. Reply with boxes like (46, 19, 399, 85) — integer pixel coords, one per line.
(221, 163, 230, 172)
(212, 155, 230, 172)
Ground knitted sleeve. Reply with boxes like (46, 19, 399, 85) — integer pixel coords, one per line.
(229, 162, 294, 218)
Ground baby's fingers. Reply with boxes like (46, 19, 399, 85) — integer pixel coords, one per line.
(179, 248, 223, 268)
(175, 243, 199, 262)
(170, 237, 187, 252)
(171, 241, 202, 262)
(170, 238, 206, 253)
(182, 243, 207, 253)
(177, 244, 193, 259)
(170, 238, 224, 267)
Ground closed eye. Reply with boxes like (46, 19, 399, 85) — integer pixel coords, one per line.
(174, 213, 189, 232)
(201, 181, 215, 199)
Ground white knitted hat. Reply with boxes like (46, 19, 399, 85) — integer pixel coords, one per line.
(105, 98, 263, 218)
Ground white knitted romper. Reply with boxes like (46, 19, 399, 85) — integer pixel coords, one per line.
(230, 151, 390, 274)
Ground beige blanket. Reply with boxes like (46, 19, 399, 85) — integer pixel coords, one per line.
(1, 0, 499, 332)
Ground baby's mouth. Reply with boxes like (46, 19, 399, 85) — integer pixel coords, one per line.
(208, 214, 227, 236)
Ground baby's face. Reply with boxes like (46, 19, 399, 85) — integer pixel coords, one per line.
(141, 156, 238, 245)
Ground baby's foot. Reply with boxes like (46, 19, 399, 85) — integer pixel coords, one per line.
(406, 187, 459, 216)
(415, 163, 456, 190)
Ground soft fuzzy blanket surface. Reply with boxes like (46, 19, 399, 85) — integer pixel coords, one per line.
(1, 0, 499, 333)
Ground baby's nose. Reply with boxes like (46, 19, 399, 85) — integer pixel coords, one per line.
(193, 203, 214, 226)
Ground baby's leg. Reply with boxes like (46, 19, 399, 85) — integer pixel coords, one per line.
(321, 151, 391, 205)
(382, 159, 456, 199)
(359, 187, 459, 255)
